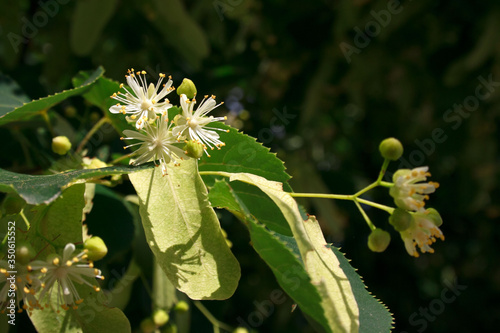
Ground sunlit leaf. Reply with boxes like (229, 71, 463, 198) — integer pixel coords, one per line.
(209, 172, 360, 332)
(129, 159, 240, 300)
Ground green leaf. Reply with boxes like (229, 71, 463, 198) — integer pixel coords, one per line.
(330, 245, 394, 333)
(199, 123, 291, 190)
(208, 179, 292, 236)
(129, 159, 240, 300)
(273, 230, 393, 332)
(0, 67, 104, 126)
(246, 222, 331, 332)
(209, 177, 392, 332)
(0, 74, 30, 115)
(29, 184, 86, 250)
(200, 123, 294, 235)
(211, 172, 360, 332)
(70, 0, 119, 56)
(0, 163, 154, 205)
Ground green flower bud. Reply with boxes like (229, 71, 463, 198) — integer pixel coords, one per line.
(64, 106, 77, 118)
(84, 236, 108, 261)
(153, 309, 170, 327)
(367, 228, 391, 252)
(425, 208, 443, 227)
(16, 242, 35, 265)
(379, 137, 403, 161)
(183, 140, 204, 159)
(233, 328, 250, 333)
(52, 136, 72, 155)
(90, 112, 100, 123)
(174, 300, 189, 313)
(82, 157, 107, 169)
(140, 318, 156, 333)
(389, 208, 413, 232)
(176, 78, 197, 99)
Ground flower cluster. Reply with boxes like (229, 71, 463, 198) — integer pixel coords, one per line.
(0, 243, 103, 314)
(388, 166, 444, 257)
(110, 69, 228, 175)
(364, 138, 445, 257)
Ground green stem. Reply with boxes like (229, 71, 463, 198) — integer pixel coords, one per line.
(353, 181, 378, 197)
(353, 159, 392, 197)
(377, 158, 390, 182)
(354, 199, 376, 231)
(193, 301, 233, 333)
(75, 117, 111, 154)
(357, 198, 394, 214)
(19, 209, 30, 229)
(289, 192, 353, 200)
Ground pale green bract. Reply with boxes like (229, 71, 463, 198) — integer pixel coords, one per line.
(129, 159, 241, 300)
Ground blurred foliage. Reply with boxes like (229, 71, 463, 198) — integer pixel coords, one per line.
(1, 0, 499, 332)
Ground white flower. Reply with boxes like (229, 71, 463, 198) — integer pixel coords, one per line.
(27, 243, 104, 311)
(389, 167, 439, 212)
(400, 209, 444, 257)
(122, 112, 188, 176)
(110, 69, 174, 130)
(172, 94, 228, 157)
(0, 261, 42, 313)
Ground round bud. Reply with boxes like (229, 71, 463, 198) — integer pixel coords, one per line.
(153, 309, 170, 327)
(84, 236, 108, 261)
(174, 300, 189, 313)
(82, 157, 107, 169)
(52, 136, 72, 155)
(140, 318, 156, 333)
(16, 243, 35, 265)
(425, 208, 443, 227)
(367, 228, 391, 253)
(183, 140, 204, 159)
(379, 138, 403, 161)
(233, 328, 250, 333)
(64, 106, 77, 118)
(176, 78, 197, 99)
(389, 208, 413, 232)
(90, 112, 100, 123)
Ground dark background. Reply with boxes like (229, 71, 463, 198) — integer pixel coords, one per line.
(1, 0, 499, 332)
